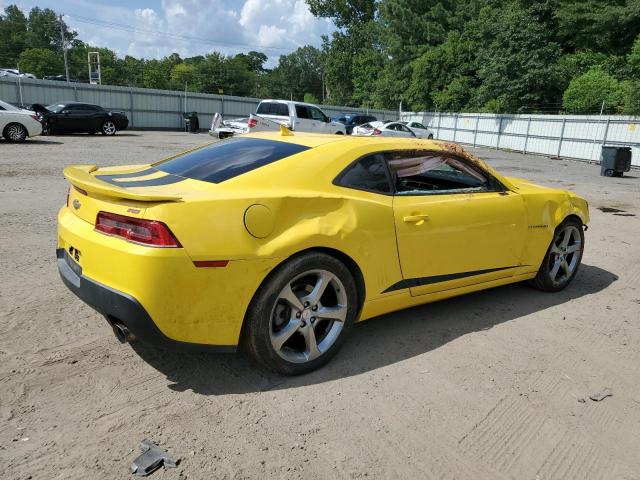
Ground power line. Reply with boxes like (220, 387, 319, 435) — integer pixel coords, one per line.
(65, 14, 301, 54)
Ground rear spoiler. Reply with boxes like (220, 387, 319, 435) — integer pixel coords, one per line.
(63, 165, 182, 202)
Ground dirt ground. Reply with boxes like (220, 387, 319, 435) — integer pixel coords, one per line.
(1, 131, 639, 480)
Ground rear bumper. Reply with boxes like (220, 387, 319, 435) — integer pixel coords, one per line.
(57, 248, 234, 352)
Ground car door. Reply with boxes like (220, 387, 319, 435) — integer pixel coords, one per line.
(387, 150, 527, 296)
(294, 105, 315, 132)
(84, 105, 106, 131)
(308, 106, 331, 133)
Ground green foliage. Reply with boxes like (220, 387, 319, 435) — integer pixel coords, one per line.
(2, 2, 640, 115)
(304, 93, 320, 104)
(0, 5, 28, 67)
(17, 48, 62, 77)
(562, 67, 627, 113)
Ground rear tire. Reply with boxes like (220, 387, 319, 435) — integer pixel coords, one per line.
(529, 218, 584, 292)
(604, 169, 614, 177)
(428, 134, 434, 139)
(4, 123, 28, 142)
(242, 252, 358, 375)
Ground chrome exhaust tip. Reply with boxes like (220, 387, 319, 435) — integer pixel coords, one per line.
(112, 323, 133, 344)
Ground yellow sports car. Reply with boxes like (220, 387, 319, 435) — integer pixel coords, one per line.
(57, 132, 588, 374)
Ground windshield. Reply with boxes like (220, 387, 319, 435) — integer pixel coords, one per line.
(154, 137, 310, 184)
(46, 103, 66, 113)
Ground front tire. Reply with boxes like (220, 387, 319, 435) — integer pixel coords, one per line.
(243, 252, 358, 375)
(530, 218, 584, 292)
(4, 123, 28, 142)
(101, 121, 117, 136)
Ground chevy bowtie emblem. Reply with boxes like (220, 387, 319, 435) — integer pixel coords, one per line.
(73, 199, 81, 210)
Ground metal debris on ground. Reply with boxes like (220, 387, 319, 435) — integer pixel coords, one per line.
(589, 388, 613, 402)
(130, 438, 179, 476)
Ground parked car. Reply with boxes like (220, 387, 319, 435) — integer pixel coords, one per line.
(332, 113, 378, 134)
(57, 132, 588, 374)
(42, 102, 129, 135)
(351, 121, 384, 136)
(209, 114, 249, 139)
(250, 100, 346, 135)
(399, 121, 434, 139)
(0, 68, 36, 79)
(0, 99, 42, 142)
(43, 75, 82, 83)
(353, 121, 417, 137)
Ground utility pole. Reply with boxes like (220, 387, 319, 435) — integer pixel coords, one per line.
(59, 14, 70, 83)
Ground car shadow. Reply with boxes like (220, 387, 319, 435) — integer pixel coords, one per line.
(1, 138, 64, 145)
(131, 264, 617, 395)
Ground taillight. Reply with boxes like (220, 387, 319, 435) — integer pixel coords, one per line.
(31, 114, 40, 121)
(66, 188, 70, 207)
(95, 211, 181, 248)
(372, 129, 382, 136)
(247, 118, 257, 128)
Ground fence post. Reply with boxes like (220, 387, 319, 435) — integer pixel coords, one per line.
(496, 115, 503, 149)
(523, 116, 532, 154)
(129, 88, 134, 128)
(221, 96, 225, 118)
(436, 113, 442, 139)
(473, 115, 479, 147)
(557, 118, 566, 158)
(453, 113, 459, 142)
(598, 118, 611, 163)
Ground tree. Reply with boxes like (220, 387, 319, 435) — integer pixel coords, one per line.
(562, 67, 626, 113)
(26, 7, 76, 51)
(0, 5, 28, 67)
(17, 48, 63, 77)
(270, 46, 323, 102)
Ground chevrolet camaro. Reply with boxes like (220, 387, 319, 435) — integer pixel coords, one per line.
(57, 132, 589, 374)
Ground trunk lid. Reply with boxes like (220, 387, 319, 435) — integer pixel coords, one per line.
(64, 164, 182, 225)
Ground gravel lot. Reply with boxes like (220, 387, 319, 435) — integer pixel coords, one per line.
(1, 131, 639, 480)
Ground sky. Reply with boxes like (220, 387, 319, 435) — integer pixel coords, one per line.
(2, 0, 335, 65)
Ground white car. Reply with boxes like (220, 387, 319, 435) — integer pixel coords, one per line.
(0, 69, 36, 79)
(209, 113, 249, 138)
(353, 121, 417, 138)
(0, 100, 43, 142)
(400, 121, 435, 139)
(251, 100, 346, 135)
(351, 121, 385, 136)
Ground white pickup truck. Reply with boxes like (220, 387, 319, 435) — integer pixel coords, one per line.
(210, 99, 346, 138)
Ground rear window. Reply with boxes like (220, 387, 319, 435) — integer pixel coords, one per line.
(154, 138, 310, 183)
(256, 102, 290, 116)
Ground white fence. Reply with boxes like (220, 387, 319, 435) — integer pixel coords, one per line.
(0, 76, 398, 130)
(401, 112, 640, 166)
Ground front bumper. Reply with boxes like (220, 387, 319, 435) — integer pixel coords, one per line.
(57, 247, 234, 352)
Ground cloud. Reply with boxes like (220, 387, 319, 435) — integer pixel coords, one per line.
(47, 0, 334, 63)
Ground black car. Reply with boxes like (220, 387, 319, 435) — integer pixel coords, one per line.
(42, 102, 129, 135)
(331, 113, 378, 135)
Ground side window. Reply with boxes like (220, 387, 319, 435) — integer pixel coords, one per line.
(335, 154, 391, 194)
(385, 151, 492, 195)
(309, 107, 327, 122)
(414, 123, 427, 129)
(295, 105, 310, 119)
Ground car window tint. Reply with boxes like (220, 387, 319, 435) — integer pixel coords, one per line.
(385, 151, 490, 195)
(154, 137, 310, 184)
(295, 105, 311, 119)
(336, 154, 391, 194)
(414, 123, 427, 129)
(0, 105, 4, 110)
(309, 107, 326, 121)
(257, 102, 289, 116)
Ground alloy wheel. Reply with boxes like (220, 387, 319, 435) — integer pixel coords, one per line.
(102, 121, 116, 135)
(7, 124, 26, 141)
(269, 269, 348, 364)
(547, 224, 582, 285)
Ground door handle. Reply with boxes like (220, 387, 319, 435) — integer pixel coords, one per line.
(403, 214, 430, 224)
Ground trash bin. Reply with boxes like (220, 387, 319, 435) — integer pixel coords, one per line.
(600, 146, 631, 177)
(183, 112, 199, 133)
